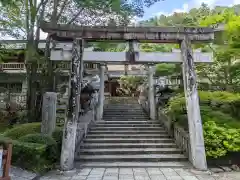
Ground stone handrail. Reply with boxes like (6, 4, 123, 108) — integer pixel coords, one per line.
(138, 91, 191, 160)
(173, 123, 191, 158)
(158, 111, 190, 159)
(75, 92, 99, 152)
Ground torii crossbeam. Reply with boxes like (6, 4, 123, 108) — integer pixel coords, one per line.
(40, 21, 214, 43)
(40, 21, 215, 171)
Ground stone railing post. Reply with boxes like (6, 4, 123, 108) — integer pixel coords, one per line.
(148, 65, 156, 120)
(41, 92, 57, 135)
(97, 64, 105, 120)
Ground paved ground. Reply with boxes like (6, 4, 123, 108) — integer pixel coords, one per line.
(40, 168, 240, 180)
(2, 167, 240, 180)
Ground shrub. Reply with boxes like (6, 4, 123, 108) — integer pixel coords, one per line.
(0, 135, 12, 148)
(52, 127, 63, 151)
(3, 123, 41, 139)
(203, 121, 240, 158)
(166, 91, 240, 129)
(11, 140, 52, 172)
(164, 91, 240, 159)
(19, 133, 58, 161)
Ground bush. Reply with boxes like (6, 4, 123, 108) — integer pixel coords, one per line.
(11, 140, 52, 172)
(52, 127, 63, 151)
(164, 91, 240, 159)
(19, 133, 58, 161)
(0, 135, 12, 148)
(3, 123, 41, 139)
(166, 91, 240, 129)
(203, 121, 240, 158)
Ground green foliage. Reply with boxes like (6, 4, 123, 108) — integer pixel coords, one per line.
(52, 127, 63, 150)
(3, 123, 41, 139)
(1, 125, 62, 172)
(19, 133, 58, 162)
(11, 140, 53, 172)
(140, 3, 240, 91)
(165, 91, 240, 158)
(203, 121, 240, 158)
(117, 75, 145, 96)
(0, 135, 12, 147)
(140, 44, 174, 52)
(155, 63, 177, 77)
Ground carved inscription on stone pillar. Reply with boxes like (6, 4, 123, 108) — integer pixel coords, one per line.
(60, 38, 84, 171)
(180, 36, 207, 170)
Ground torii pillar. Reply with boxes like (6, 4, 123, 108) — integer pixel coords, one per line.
(98, 64, 105, 120)
(180, 36, 207, 170)
(148, 65, 156, 120)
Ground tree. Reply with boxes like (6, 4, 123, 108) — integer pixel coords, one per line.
(139, 3, 240, 92)
(197, 9, 240, 91)
(0, 0, 166, 120)
(117, 75, 145, 96)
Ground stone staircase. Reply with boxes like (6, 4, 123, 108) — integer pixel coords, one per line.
(75, 98, 190, 168)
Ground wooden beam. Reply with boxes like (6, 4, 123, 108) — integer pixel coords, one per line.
(50, 50, 213, 63)
(40, 21, 214, 43)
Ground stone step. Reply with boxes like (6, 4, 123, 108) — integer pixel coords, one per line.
(97, 120, 159, 124)
(75, 154, 187, 162)
(103, 106, 144, 112)
(103, 115, 149, 118)
(103, 112, 147, 114)
(84, 138, 173, 143)
(78, 148, 182, 155)
(86, 134, 169, 138)
(94, 124, 162, 127)
(104, 109, 144, 112)
(81, 143, 178, 148)
(103, 118, 150, 121)
(104, 109, 143, 111)
(75, 161, 191, 168)
(89, 130, 167, 134)
(103, 114, 148, 117)
(90, 127, 165, 131)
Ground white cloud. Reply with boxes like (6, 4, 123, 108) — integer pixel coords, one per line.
(233, 0, 240, 5)
(155, 0, 240, 17)
(173, 3, 189, 13)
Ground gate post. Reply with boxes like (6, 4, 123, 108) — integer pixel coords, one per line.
(180, 36, 207, 170)
(41, 92, 57, 135)
(148, 65, 156, 120)
(60, 38, 84, 171)
(98, 64, 105, 120)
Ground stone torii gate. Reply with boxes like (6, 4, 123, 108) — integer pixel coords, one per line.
(40, 21, 215, 171)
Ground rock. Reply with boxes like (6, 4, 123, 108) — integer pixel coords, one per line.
(220, 166, 232, 172)
(210, 167, 224, 173)
(231, 165, 240, 171)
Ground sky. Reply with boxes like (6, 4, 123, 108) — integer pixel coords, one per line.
(2, 0, 240, 40)
(140, 0, 240, 20)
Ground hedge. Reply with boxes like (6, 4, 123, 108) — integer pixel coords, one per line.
(165, 91, 240, 129)
(52, 127, 63, 151)
(164, 91, 240, 158)
(0, 135, 53, 172)
(19, 133, 59, 162)
(3, 123, 41, 139)
(1, 123, 64, 172)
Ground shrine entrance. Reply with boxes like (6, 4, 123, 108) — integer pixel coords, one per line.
(40, 22, 215, 171)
